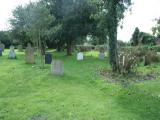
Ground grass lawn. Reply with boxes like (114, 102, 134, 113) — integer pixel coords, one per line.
(0, 50, 160, 120)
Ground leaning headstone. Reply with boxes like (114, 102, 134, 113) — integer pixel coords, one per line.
(99, 52, 105, 60)
(17, 45, 23, 52)
(45, 53, 52, 64)
(51, 60, 64, 76)
(77, 52, 83, 60)
(25, 43, 35, 64)
(8, 45, 16, 59)
(0, 48, 2, 56)
(0, 41, 5, 51)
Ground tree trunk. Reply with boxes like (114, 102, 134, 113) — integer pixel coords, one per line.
(41, 41, 46, 55)
(66, 41, 72, 56)
(38, 31, 44, 68)
(57, 41, 62, 52)
(107, 0, 119, 72)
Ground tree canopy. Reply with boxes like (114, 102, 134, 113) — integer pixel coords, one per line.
(152, 17, 160, 38)
(9, 0, 133, 71)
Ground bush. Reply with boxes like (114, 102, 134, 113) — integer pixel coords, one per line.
(151, 45, 160, 52)
(95, 45, 106, 52)
(119, 46, 160, 66)
(76, 45, 94, 52)
(144, 51, 160, 66)
(118, 51, 138, 74)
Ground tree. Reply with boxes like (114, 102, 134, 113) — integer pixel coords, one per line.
(152, 17, 160, 37)
(139, 32, 155, 45)
(130, 27, 140, 46)
(101, 0, 132, 72)
(130, 27, 156, 46)
(9, 5, 31, 46)
(45, 0, 96, 55)
(10, 1, 54, 68)
(0, 31, 12, 48)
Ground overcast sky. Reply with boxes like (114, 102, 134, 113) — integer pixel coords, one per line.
(0, 0, 160, 41)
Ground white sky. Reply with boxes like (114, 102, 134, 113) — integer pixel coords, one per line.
(0, 0, 37, 30)
(118, 0, 160, 41)
(0, 0, 160, 41)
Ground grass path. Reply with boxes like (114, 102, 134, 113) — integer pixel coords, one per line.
(0, 50, 160, 120)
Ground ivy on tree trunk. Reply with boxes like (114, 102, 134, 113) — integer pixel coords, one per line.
(107, 0, 120, 72)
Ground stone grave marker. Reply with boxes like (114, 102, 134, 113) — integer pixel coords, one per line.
(45, 53, 52, 64)
(99, 52, 105, 60)
(0, 48, 2, 56)
(77, 52, 83, 60)
(0, 41, 5, 51)
(25, 43, 35, 64)
(17, 45, 23, 52)
(8, 45, 16, 59)
(51, 60, 64, 76)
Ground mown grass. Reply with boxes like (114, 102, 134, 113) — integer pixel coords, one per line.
(0, 50, 160, 120)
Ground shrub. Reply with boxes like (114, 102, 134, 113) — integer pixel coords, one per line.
(118, 51, 138, 74)
(144, 51, 160, 66)
(151, 45, 160, 52)
(95, 45, 106, 52)
(118, 46, 160, 67)
(76, 45, 94, 52)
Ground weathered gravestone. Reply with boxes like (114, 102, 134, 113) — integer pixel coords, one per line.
(25, 43, 35, 64)
(0, 48, 2, 56)
(45, 53, 52, 64)
(51, 60, 64, 76)
(99, 52, 105, 60)
(77, 52, 83, 61)
(0, 41, 5, 52)
(17, 45, 23, 52)
(8, 45, 16, 59)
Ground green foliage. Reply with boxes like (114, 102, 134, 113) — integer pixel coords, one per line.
(10, 1, 55, 68)
(9, 5, 31, 46)
(95, 45, 107, 52)
(151, 45, 160, 52)
(99, 0, 132, 72)
(45, 0, 97, 55)
(152, 17, 160, 37)
(131, 27, 140, 46)
(76, 45, 94, 52)
(119, 46, 160, 66)
(8, 0, 136, 72)
(10, 1, 54, 46)
(130, 27, 156, 46)
(139, 32, 156, 45)
(144, 51, 160, 66)
(118, 51, 138, 74)
(1, 50, 160, 119)
(117, 40, 128, 47)
(0, 31, 12, 48)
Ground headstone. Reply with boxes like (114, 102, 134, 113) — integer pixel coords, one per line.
(0, 41, 5, 51)
(45, 53, 52, 64)
(0, 48, 2, 56)
(51, 60, 64, 76)
(77, 52, 83, 60)
(8, 45, 16, 59)
(25, 43, 35, 64)
(99, 52, 105, 60)
(17, 45, 23, 52)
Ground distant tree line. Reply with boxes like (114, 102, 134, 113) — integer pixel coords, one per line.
(130, 27, 156, 46)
